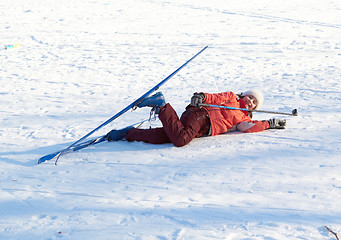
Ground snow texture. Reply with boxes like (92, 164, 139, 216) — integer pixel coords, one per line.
(1, 0, 340, 239)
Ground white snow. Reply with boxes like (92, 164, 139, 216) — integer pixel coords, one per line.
(1, 0, 340, 239)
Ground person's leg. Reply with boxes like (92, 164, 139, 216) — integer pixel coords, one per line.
(125, 127, 171, 144)
(158, 104, 210, 147)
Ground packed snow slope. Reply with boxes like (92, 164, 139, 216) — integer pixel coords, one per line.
(1, 0, 340, 239)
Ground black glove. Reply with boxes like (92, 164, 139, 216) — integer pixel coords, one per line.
(190, 92, 205, 107)
(268, 118, 286, 129)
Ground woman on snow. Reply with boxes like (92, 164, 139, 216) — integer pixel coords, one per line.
(106, 90, 286, 147)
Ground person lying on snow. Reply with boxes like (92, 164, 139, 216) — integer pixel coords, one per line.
(105, 90, 286, 147)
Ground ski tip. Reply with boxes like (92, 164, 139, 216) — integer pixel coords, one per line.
(292, 109, 298, 116)
(201, 45, 208, 51)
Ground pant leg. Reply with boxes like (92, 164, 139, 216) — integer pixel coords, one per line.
(125, 127, 171, 144)
(158, 104, 210, 147)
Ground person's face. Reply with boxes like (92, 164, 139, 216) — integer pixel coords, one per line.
(243, 95, 258, 110)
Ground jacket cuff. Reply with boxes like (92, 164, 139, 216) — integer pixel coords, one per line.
(200, 92, 207, 103)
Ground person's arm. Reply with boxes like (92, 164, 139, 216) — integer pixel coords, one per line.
(237, 121, 269, 133)
(237, 118, 286, 133)
(202, 91, 236, 105)
(190, 92, 237, 107)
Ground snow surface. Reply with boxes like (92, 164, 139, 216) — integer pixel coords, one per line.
(1, 0, 340, 239)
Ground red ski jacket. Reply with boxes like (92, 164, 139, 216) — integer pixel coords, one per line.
(202, 92, 269, 136)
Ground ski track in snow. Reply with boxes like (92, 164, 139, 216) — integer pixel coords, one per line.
(1, 0, 340, 239)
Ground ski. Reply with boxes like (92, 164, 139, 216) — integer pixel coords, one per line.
(38, 118, 150, 164)
(38, 46, 208, 165)
(38, 135, 107, 164)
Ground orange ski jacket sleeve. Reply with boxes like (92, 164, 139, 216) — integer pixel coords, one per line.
(202, 92, 269, 136)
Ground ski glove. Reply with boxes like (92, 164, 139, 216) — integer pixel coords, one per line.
(268, 118, 286, 129)
(190, 92, 205, 107)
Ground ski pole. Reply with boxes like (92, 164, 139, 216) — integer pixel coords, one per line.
(199, 103, 298, 116)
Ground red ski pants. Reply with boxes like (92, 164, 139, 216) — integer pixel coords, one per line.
(125, 104, 210, 147)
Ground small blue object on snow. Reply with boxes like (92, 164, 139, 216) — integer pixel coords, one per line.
(5, 43, 21, 49)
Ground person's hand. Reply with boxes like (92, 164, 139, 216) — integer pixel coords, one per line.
(190, 92, 205, 107)
(268, 118, 286, 129)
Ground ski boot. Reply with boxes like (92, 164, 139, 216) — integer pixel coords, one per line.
(106, 126, 133, 141)
(136, 92, 166, 114)
(137, 92, 166, 108)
